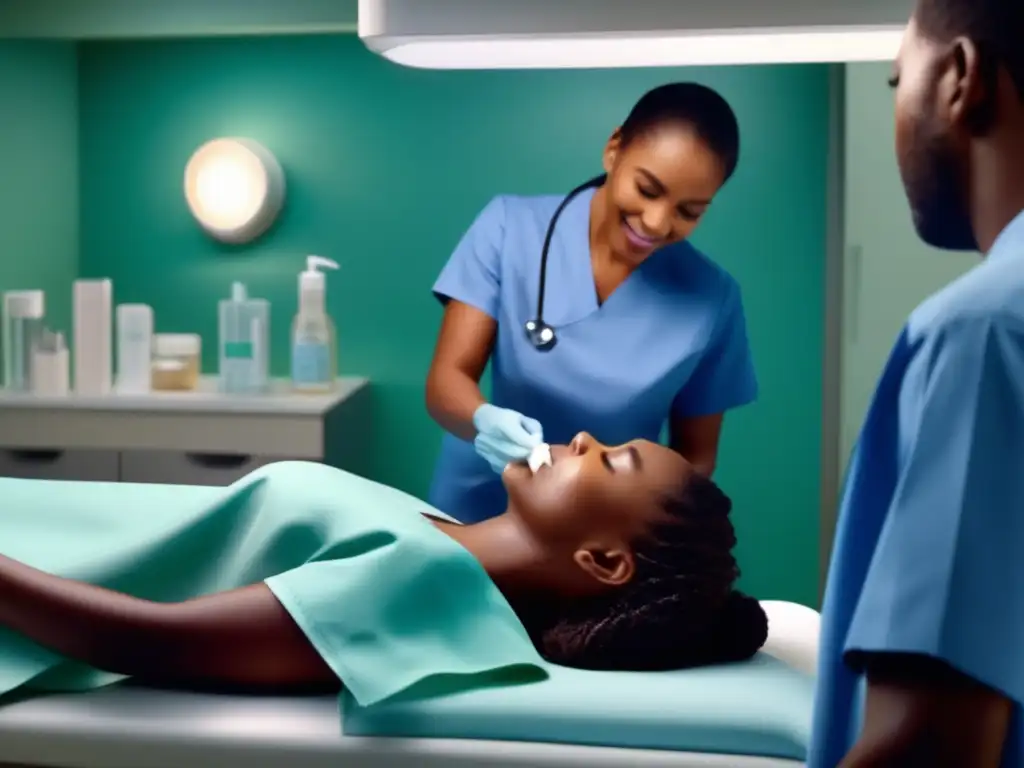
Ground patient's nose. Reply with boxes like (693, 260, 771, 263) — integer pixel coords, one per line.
(569, 432, 600, 455)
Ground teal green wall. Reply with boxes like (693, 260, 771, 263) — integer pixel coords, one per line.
(0, 41, 79, 334)
(0, 0, 357, 39)
(78, 36, 828, 606)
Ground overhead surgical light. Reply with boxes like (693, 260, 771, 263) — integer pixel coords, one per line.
(358, 0, 910, 69)
(373, 29, 905, 69)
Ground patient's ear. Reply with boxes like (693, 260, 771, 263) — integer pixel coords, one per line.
(573, 544, 634, 586)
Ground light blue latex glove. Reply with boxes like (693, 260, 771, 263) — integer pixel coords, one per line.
(472, 404, 544, 474)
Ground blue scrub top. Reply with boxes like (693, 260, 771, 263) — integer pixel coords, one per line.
(428, 190, 758, 522)
(811, 210, 1024, 767)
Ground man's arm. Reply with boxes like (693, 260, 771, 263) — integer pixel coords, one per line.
(835, 314, 1024, 766)
(0, 553, 337, 691)
(841, 653, 1011, 767)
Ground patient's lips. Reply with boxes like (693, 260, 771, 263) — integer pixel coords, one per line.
(503, 444, 564, 485)
(548, 444, 570, 462)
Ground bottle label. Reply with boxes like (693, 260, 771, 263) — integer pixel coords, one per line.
(291, 342, 330, 385)
(224, 341, 253, 360)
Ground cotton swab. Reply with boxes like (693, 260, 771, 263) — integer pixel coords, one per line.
(527, 443, 553, 473)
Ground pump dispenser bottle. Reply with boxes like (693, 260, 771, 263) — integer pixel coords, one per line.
(291, 255, 338, 393)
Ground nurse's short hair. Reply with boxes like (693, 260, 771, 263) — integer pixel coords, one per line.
(527, 473, 768, 672)
(916, 0, 1024, 100)
(619, 82, 741, 181)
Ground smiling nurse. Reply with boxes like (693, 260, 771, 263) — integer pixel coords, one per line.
(426, 82, 758, 522)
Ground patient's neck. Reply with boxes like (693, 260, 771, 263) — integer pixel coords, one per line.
(436, 512, 557, 597)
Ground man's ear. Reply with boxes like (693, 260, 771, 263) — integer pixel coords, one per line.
(574, 544, 634, 586)
(602, 128, 624, 174)
(944, 36, 994, 133)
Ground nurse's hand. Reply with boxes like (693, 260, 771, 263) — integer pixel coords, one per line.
(472, 404, 544, 474)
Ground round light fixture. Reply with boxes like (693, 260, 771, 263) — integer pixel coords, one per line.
(183, 138, 285, 244)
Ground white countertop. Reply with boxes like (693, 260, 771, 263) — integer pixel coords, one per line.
(0, 376, 368, 416)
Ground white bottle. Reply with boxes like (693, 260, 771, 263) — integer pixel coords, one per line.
(291, 255, 339, 393)
(73, 279, 113, 395)
(116, 303, 154, 394)
(30, 329, 69, 396)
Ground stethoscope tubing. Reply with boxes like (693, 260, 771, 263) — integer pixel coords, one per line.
(525, 174, 607, 351)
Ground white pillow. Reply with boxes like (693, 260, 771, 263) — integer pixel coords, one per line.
(759, 600, 821, 676)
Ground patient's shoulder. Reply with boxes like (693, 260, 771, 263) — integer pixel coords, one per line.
(237, 461, 446, 533)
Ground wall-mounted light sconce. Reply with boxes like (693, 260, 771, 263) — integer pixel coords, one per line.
(183, 138, 285, 245)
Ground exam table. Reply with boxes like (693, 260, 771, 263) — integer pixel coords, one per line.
(0, 601, 819, 768)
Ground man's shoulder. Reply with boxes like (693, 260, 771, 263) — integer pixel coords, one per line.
(908, 256, 1024, 344)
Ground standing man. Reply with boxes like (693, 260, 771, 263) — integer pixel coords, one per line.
(812, 0, 1024, 765)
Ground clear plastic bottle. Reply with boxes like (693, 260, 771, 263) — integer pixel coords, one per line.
(291, 256, 338, 393)
(2, 290, 44, 391)
(218, 282, 269, 394)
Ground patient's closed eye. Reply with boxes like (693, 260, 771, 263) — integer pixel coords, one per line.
(602, 446, 642, 474)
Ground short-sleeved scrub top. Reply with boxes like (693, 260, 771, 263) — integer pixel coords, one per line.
(0, 462, 545, 708)
(430, 190, 759, 522)
(810, 210, 1024, 767)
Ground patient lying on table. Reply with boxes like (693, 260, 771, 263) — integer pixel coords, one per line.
(0, 431, 767, 708)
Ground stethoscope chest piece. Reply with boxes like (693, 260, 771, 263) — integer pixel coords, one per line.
(525, 174, 604, 355)
(524, 318, 557, 351)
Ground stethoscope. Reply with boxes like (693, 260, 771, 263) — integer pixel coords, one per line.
(524, 174, 607, 352)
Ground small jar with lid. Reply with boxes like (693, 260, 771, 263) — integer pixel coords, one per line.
(151, 333, 201, 392)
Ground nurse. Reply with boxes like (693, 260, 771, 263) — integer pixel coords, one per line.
(811, 0, 1024, 765)
(426, 82, 758, 522)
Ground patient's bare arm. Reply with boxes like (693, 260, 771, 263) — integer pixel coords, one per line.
(0, 553, 338, 691)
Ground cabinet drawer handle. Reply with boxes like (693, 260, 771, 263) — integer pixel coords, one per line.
(184, 453, 254, 469)
(6, 449, 64, 464)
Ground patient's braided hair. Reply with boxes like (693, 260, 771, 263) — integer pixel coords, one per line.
(527, 474, 767, 671)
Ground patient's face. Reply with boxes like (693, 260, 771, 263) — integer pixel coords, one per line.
(503, 432, 693, 591)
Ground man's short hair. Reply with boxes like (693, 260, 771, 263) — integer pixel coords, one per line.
(916, 0, 1024, 99)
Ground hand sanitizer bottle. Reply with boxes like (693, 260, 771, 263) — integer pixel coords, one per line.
(291, 255, 338, 393)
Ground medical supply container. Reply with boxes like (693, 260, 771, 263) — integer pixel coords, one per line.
(30, 329, 69, 396)
(218, 281, 269, 394)
(2, 290, 44, 391)
(73, 278, 113, 395)
(116, 303, 154, 394)
(151, 333, 201, 391)
(291, 255, 338, 393)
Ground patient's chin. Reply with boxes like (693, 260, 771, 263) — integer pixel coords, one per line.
(501, 461, 531, 488)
